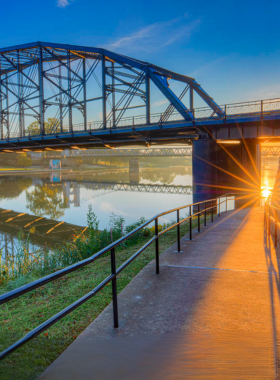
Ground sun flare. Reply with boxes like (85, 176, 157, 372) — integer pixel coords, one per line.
(261, 188, 271, 199)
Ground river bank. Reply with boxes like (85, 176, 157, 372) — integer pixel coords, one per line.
(0, 210, 201, 380)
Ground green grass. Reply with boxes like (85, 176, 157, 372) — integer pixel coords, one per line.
(0, 213, 207, 380)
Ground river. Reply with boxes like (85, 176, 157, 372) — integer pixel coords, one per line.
(0, 163, 192, 259)
(0, 152, 276, 261)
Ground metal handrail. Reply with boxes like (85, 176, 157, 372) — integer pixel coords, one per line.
(264, 198, 279, 248)
(4, 97, 280, 140)
(62, 97, 280, 131)
(0, 193, 241, 359)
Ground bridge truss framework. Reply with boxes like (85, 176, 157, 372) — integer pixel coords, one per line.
(1, 42, 280, 151)
(0, 42, 223, 144)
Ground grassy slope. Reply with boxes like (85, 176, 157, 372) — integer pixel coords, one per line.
(0, 218, 203, 380)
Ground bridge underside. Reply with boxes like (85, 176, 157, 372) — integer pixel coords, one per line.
(193, 139, 261, 202)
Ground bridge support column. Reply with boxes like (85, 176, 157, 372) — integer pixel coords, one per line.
(192, 140, 261, 203)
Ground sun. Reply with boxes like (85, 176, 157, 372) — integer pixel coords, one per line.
(262, 188, 271, 199)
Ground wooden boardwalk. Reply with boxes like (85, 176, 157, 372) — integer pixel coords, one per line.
(39, 205, 280, 379)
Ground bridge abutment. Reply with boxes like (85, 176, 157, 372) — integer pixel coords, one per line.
(192, 139, 261, 203)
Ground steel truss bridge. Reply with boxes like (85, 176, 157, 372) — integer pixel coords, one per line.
(1, 42, 280, 152)
(47, 147, 192, 158)
(260, 146, 280, 156)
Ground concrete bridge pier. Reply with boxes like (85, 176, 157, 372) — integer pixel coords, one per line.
(192, 139, 261, 203)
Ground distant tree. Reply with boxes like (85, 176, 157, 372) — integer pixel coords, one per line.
(25, 118, 61, 136)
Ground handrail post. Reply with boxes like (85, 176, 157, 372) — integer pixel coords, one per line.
(177, 209, 181, 252)
(226, 196, 227, 212)
(189, 206, 192, 240)
(110, 247, 118, 328)
(211, 200, 214, 222)
(275, 209, 278, 248)
(155, 218, 159, 274)
(198, 203, 200, 232)
(204, 201, 207, 226)
(218, 198, 220, 217)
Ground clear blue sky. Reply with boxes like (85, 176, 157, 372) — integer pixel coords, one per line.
(1, 0, 280, 106)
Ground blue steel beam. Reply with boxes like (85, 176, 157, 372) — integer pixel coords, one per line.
(0, 64, 2, 139)
(146, 74, 150, 125)
(83, 58, 87, 131)
(102, 55, 107, 129)
(148, 68, 193, 122)
(38, 46, 44, 135)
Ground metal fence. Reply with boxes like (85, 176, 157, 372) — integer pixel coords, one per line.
(0, 193, 255, 360)
(264, 200, 279, 247)
(4, 97, 280, 140)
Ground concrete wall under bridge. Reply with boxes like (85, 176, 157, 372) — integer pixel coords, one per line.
(192, 139, 261, 203)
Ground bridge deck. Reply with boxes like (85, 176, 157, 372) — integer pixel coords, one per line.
(39, 206, 280, 379)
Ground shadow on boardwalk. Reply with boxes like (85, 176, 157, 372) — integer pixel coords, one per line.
(39, 205, 280, 379)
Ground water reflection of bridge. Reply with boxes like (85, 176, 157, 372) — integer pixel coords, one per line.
(79, 182, 192, 194)
(0, 181, 192, 259)
(47, 181, 192, 208)
(0, 208, 86, 258)
(48, 180, 193, 207)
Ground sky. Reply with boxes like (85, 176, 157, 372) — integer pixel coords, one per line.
(1, 0, 280, 107)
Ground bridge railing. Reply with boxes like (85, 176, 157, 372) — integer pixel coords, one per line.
(3, 97, 280, 140)
(264, 200, 280, 248)
(68, 97, 280, 131)
(56, 97, 280, 134)
(0, 192, 257, 360)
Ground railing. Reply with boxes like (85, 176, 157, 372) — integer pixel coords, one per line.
(264, 200, 279, 248)
(0, 193, 243, 360)
(69, 97, 280, 132)
(3, 97, 280, 140)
